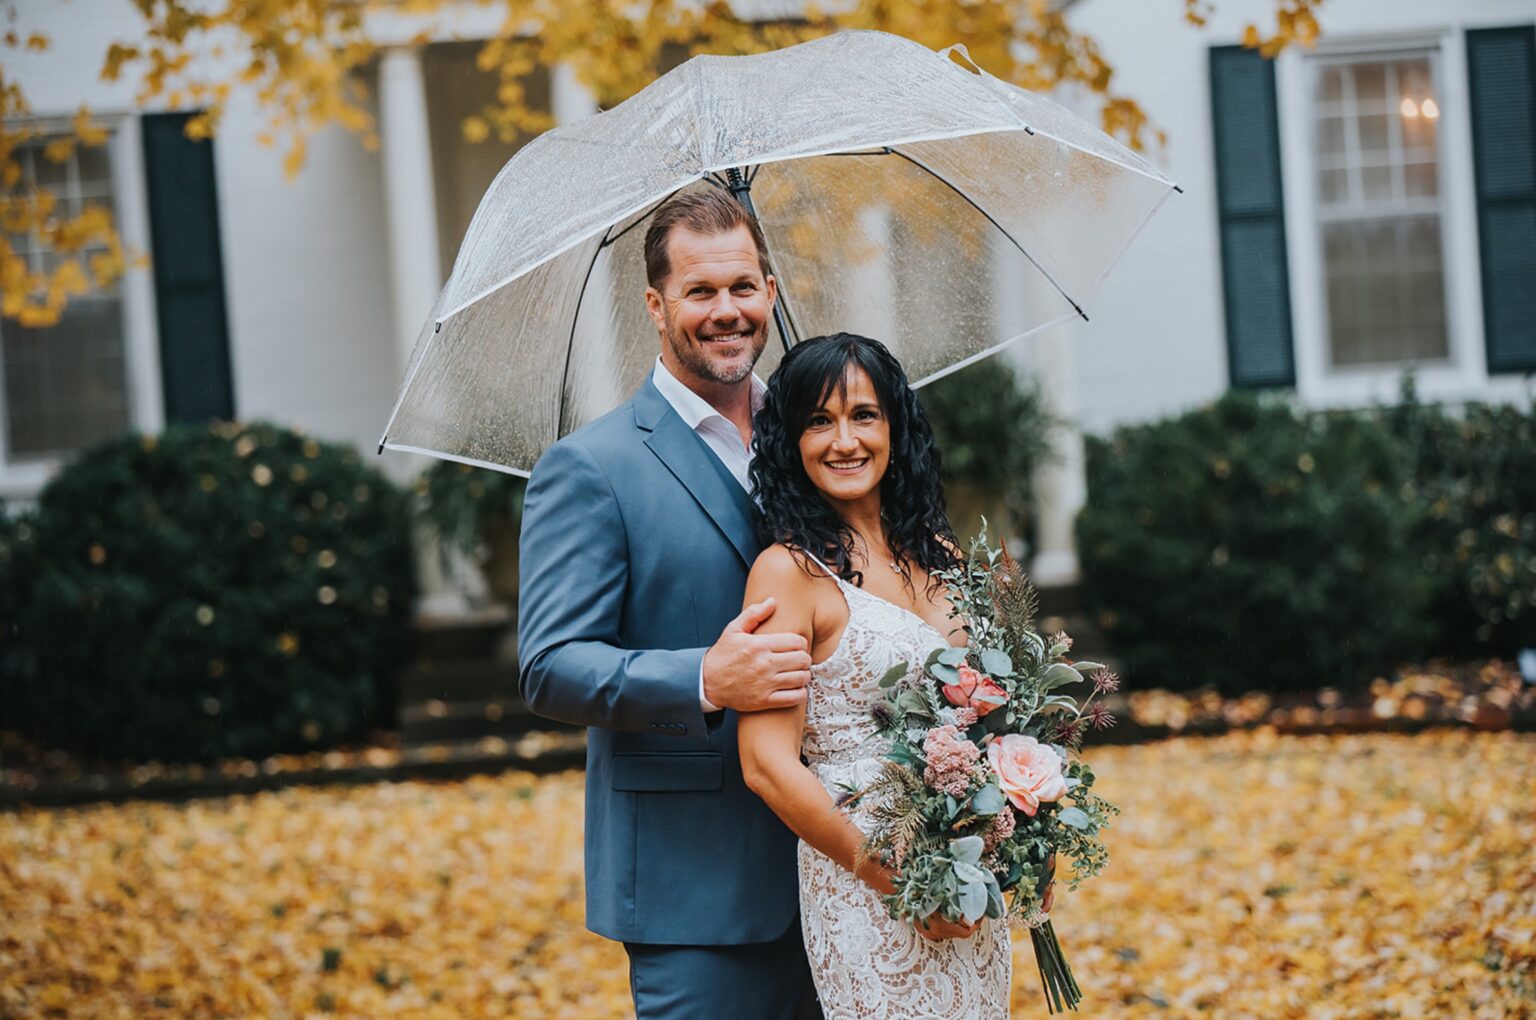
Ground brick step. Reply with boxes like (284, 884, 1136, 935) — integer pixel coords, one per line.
(399, 696, 566, 746)
(398, 658, 521, 703)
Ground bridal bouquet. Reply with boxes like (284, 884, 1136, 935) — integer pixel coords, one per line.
(854, 526, 1121, 1014)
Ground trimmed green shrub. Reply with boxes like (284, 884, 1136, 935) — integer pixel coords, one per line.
(3, 421, 416, 762)
(1078, 392, 1430, 694)
(920, 358, 1060, 544)
(1386, 389, 1536, 656)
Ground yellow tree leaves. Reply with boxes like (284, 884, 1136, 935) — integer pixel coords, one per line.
(1, 730, 1532, 1018)
(1, 0, 1330, 326)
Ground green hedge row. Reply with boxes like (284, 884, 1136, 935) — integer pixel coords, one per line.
(1078, 390, 1535, 694)
(0, 421, 416, 762)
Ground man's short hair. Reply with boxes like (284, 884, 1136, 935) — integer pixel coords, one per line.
(644, 186, 772, 290)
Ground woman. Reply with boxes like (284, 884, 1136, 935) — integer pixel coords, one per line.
(738, 333, 1012, 1018)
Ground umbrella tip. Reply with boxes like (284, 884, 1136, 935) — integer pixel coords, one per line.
(376, 439, 385, 455)
(1173, 183, 1185, 195)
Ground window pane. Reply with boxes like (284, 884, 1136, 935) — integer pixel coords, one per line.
(1362, 165, 1393, 201)
(1404, 159, 1438, 198)
(1352, 63, 1387, 105)
(1316, 115, 1347, 156)
(2, 129, 130, 462)
(1358, 113, 1390, 153)
(1324, 219, 1448, 367)
(1319, 167, 1351, 204)
(1317, 65, 1344, 102)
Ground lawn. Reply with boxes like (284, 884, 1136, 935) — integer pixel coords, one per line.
(2, 729, 1532, 1019)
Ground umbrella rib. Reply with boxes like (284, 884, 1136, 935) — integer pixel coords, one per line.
(886, 146, 1089, 323)
(557, 190, 680, 434)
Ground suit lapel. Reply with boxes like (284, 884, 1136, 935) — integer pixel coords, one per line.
(635, 381, 757, 569)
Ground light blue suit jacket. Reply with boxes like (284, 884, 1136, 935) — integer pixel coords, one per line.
(517, 378, 800, 946)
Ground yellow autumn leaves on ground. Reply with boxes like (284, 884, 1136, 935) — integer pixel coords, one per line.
(2, 729, 1533, 1019)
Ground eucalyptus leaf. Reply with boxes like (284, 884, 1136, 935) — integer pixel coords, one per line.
(938, 647, 968, 667)
(1057, 806, 1092, 830)
(896, 690, 931, 717)
(949, 835, 984, 865)
(970, 784, 1005, 816)
(979, 648, 1013, 677)
(929, 663, 959, 685)
(877, 662, 909, 689)
(924, 646, 948, 670)
(1041, 662, 1083, 690)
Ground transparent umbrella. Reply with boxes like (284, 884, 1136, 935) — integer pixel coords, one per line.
(378, 30, 1178, 476)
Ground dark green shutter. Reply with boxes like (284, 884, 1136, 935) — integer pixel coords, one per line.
(1467, 26, 1536, 375)
(1210, 46, 1295, 388)
(141, 112, 235, 423)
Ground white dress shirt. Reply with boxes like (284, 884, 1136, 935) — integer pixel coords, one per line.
(650, 358, 766, 712)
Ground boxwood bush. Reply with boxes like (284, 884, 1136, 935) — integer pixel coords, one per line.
(1386, 390, 1536, 657)
(2, 421, 416, 762)
(1077, 392, 1430, 694)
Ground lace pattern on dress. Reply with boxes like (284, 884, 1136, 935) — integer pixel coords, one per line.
(796, 555, 1011, 1020)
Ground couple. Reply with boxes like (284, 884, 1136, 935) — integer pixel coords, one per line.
(519, 187, 1029, 1019)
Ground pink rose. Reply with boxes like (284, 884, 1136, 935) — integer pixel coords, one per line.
(986, 734, 1068, 817)
(941, 663, 1008, 717)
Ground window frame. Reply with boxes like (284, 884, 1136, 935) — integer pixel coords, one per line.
(1275, 27, 1534, 409)
(0, 113, 163, 500)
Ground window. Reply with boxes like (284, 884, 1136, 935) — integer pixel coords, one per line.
(1, 128, 131, 461)
(1313, 52, 1449, 368)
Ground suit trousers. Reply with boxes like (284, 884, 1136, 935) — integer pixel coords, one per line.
(624, 917, 822, 1020)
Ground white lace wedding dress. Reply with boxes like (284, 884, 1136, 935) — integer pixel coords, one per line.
(798, 559, 1012, 1019)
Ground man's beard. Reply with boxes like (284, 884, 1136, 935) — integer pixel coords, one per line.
(662, 311, 769, 386)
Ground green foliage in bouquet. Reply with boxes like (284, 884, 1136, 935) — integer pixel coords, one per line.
(1383, 384, 1536, 657)
(857, 527, 1119, 1013)
(1077, 392, 1430, 695)
(919, 358, 1061, 543)
(1, 421, 416, 762)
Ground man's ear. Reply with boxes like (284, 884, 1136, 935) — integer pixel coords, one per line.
(765, 274, 777, 310)
(644, 286, 666, 333)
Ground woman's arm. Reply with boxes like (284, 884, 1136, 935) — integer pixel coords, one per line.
(737, 546, 894, 892)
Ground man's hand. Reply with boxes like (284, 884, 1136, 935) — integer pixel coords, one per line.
(702, 598, 812, 712)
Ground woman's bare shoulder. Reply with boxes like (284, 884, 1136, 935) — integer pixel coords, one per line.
(748, 542, 819, 588)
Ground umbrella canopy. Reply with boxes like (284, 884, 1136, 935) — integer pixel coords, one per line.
(380, 30, 1177, 476)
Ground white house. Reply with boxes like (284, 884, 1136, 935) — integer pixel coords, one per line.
(4, 0, 1533, 602)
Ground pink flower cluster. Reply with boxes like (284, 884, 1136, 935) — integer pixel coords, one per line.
(922, 724, 981, 796)
(982, 802, 1017, 851)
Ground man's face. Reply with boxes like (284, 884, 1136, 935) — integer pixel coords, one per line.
(645, 224, 776, 389)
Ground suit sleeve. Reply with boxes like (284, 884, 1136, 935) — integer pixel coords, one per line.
(517, 438, 710, 738)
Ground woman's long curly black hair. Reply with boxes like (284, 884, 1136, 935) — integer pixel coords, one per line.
(750, 332, 960, 593)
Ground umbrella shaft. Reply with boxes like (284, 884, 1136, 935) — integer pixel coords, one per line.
(725, 168, 794, 355)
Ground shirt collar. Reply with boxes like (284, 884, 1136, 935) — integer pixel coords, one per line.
(651, 356, 766, 431)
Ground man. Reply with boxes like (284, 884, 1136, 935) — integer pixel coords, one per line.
(517, 187, 820, 1019)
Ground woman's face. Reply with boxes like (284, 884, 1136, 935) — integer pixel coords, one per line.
(798, 365, 891, 510)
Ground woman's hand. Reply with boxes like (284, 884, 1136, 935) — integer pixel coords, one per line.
(916, 914, 983, 941)
(857, 858, 982, 940)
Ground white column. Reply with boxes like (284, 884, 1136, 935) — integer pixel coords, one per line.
(378, 46, 471, 618)
(994, 244, 1085, 587)
(551, 62, 599, 124)
(1025, 322, 1086, 588)
(379, 46, 443, 371)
